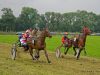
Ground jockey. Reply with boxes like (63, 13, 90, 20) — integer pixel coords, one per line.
(19, 31, 30, 50)
(25, 28, 33, 38)
(62, 32, 69, 46)
(18, 33, 23, 41)
(17, 32, 24, 47)
(20, 32, 29, 46)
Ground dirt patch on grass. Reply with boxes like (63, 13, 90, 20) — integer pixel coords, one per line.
(0, 43, 100, 75)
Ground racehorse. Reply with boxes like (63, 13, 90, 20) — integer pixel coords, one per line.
(72, 26, 91, 59)
(64, 34, 79, 56)
(56, 26, 91, 59)
(27, 28, 52, 63)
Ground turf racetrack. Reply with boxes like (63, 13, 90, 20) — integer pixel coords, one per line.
(0, 35, 100, 75)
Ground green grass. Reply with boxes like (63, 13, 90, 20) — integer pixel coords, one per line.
(0, 35, 100, 75)
(0, 35, 100, 58)
(0, 35, 17, 44)
(86, 36, 100, 58)
(46, 35, 100, 59)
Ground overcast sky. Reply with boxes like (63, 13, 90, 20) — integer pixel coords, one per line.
(0, 0, 100, 16)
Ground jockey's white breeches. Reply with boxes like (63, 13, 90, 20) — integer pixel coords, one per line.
(20, 38, 27, 45)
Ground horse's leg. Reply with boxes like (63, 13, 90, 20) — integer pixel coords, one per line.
(83, 47, 87, 55)
(36, 50, 40, 59)
(73, 47, 77, 56)
(76, 49, 82, 60)
(44, 48, 51, 63)
(29, 47, 35, 60)
(64, 47, 69, 55)
(34, 49, 40, 60)
(83, 43, 87, 55)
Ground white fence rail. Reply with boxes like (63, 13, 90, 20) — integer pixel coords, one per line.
(50, 32, 100, 36)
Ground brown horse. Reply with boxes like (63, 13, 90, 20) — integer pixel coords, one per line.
(56, 27, 91, 59)
(27, 28, 52, 63)
(72, 26, 91, 59)
(64, 34, 79, 56)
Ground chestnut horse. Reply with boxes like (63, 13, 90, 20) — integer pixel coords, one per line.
(27, 28, 52, 63)
(72, 26, 91, 59)
(63, 26, 91, 59)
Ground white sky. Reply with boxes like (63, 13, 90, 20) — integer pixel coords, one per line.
(0, 0, 100, 16)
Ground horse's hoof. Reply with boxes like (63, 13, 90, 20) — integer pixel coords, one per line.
(33, 58, 35, 60)
(61, 55, 64, 58)
(33, 57, 37, 60)
(74, 53, 76, 56)
(76, 58, 79, 60)
(48, 61, 51, 63)
(64, 52, 66, 55)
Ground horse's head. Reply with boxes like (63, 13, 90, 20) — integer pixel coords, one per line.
(43, 28, 52, 38)
(85, 28, 91, 35)
(32, 28, 38, 35)
(82, 26, 91, 35)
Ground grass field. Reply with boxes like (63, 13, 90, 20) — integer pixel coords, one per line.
(0, 35, 100, 75)
(0, 35, 100, 58)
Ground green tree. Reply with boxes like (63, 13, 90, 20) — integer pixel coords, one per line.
(0, 8, 16, 31)
(18, 7, 38, 30)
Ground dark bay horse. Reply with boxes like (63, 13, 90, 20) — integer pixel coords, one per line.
(72, 26, 91, 59)
(27, 28, 52, 63)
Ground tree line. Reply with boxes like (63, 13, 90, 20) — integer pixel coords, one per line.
(0, 7, 100, 32)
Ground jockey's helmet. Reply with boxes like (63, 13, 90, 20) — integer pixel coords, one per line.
(64, 32, 68, 35)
